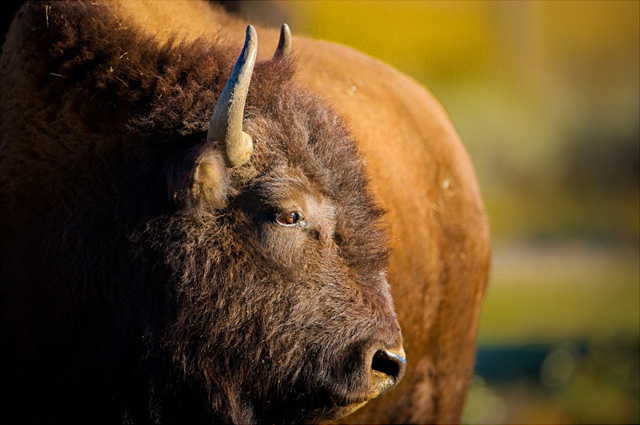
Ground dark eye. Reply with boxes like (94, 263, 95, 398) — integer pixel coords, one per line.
(275, 211, 302, 227)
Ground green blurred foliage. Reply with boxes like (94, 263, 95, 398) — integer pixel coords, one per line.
(480, 245, 639, 344)
(464, 337, 639, 424)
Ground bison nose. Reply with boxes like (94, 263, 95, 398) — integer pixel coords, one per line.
(369, 347, 406, 397)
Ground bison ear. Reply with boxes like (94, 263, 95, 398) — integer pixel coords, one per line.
(190, 149, 229, 210)
(167, 147, 229, 211)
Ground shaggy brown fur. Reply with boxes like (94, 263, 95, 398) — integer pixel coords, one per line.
(1, 1, 402, 423)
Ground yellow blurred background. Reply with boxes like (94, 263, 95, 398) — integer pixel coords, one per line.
(229, 1, 640, 423)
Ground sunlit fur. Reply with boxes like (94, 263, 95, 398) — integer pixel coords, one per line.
(0, 1, 402, 423)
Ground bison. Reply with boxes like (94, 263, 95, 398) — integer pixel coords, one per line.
(0, 1, 490, 424)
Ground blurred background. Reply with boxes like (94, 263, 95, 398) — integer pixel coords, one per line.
(3, 1, 636, 423)
(229, 1, 639, 423)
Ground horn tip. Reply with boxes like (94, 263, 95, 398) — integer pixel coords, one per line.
(275, 23, 292, 58)
(246, 24, 257, 41)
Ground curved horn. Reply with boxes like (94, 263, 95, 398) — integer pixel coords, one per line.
(207, 25, 257, 167)
(273, 23, 291, 58)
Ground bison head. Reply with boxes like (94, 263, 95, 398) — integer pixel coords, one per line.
(127, 25, 405, 423)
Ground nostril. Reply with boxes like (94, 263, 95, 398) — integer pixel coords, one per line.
(365, 347, 407, 400)
(368, 347, 406, 398)
(371, 348, 406, 382)
(372, 350, 401, 379)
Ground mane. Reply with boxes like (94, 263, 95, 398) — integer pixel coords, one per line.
(9, 1, 296, 142)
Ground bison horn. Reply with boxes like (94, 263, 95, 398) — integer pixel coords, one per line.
(207, 25, 257, 167)
(273, 23, 291, 58)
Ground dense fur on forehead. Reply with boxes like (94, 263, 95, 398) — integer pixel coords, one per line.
(242, 90, 390, 274)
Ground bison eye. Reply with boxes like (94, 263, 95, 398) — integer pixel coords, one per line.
(275, 211, 303, 227)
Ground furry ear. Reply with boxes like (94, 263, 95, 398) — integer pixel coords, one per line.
(166, 147, 229, 211)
